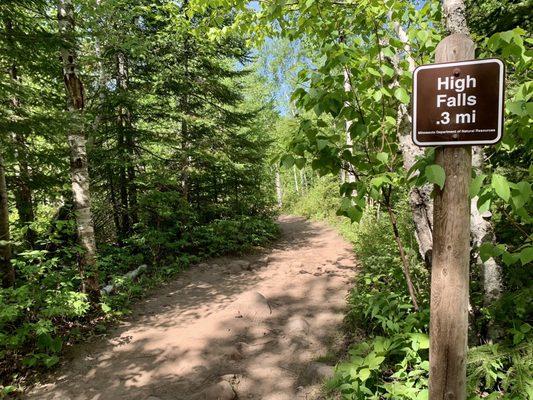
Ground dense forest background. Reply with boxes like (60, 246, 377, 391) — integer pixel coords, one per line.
(0, 0, 531, 398)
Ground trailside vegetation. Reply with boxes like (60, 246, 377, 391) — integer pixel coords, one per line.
(0, 0, 279, 391)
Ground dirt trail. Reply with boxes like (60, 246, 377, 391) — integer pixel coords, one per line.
(26, 216, 357, 400)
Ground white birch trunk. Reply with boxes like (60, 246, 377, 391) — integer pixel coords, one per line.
(343, 67, 356, 184)
(275, 168, 283, 208)
(300, 169, 307, 193)
(443, 0, 470, 35)
(393, 22, 434, 266)
(89, 34, 106, 148)
(58, 0, 99, 295)
(471, 148, 502, 308)
(293, 166, 299, 195)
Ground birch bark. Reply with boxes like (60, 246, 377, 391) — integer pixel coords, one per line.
(58, 0, 99, 296)
(392, 21, 434, 267)
(275, 168, 283, 208)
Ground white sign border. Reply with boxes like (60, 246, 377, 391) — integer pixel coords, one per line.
(412, 58, 504, 147)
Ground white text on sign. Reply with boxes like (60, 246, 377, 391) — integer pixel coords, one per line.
(436, 75, 477, 125)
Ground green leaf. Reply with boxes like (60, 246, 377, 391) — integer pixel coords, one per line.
(477, 195, 491, 214)
(519, 246, 533, 265)
(1, 386, 17, 395)
(491, 174, 510, 202)
(371, 175, 391, 188)
(411, 333, 429, 349)
(479, 243, 493, 262)
(376, 152, 389, 164)
(512, 193, 527, 209)
(507, 101, 526, 116)
(280, 154, 295, 169)
(295, 158, 306, 169)
(394, 87, 410, 104)
(380, 64, 394, 78)
(101, 303, 112, 313)
(365, 352, 386, 369)
(316, 138, 329, 150)
(416, 390, 429, 400)
(43, 355, 59, 368)
(385, 115, 396, 126)
(358, 368, 371, 381)
(469, 174, 486, 198)
(525, 102, 533, 117)
(425, 164, 445, 189)
(502, 251, 520, 266)
(417, 30, 429, 43)
(368, 67, 381, 77)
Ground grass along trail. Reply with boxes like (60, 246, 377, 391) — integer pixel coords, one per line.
(25, 216, 357, 400)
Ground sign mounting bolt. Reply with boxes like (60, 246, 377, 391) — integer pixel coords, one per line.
(453, 68, 460, 76)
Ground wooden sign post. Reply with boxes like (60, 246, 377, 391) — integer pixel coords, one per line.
(429, 33, 474, 400)
(412, 32, 505, 399)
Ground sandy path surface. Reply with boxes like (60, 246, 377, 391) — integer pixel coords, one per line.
(26, 216, 357, 400)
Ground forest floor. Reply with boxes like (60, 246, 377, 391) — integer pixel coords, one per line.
(25, 215, 357, 400)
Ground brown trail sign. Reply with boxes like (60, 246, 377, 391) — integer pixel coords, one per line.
(413, 58, 504, 146)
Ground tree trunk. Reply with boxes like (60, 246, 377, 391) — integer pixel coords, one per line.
(116, 51, 132, 238)
(471, 148, 502, 339)
(275, 167, 283, 208)
(13, 133, 36, 246)
(116, 51, 138, 227)
(343, 67, 357, 185)
(58, 0, 99, 297)
(180, 0, 191, 202)
(126, 134, 138, 226)
(293, 166, 299, 195)
(106, 167, 121, 240)
(89, 21, 106, 150)
(117, 133, 130, 239)
(0, 154, 15, 288)
(300, 169, 307, 193)
(393, 21, 434, 267)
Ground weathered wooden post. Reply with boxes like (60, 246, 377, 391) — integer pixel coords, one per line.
(429, 33, 474, 399)
(411, 1, 505, 397)
(431, 2, 473, 398)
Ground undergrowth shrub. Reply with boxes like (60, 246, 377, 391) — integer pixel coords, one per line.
(0, 249, 89, 374)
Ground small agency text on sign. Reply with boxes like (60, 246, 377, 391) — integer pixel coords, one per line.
(412, 59, 504, 146)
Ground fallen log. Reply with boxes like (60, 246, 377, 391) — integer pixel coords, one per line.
(100, 264, 148, 295)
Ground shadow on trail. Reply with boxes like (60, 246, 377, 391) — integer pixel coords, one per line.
(25, 216, 355, 400)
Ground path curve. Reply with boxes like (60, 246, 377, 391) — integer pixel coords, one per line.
(26, 216, 357, 400)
